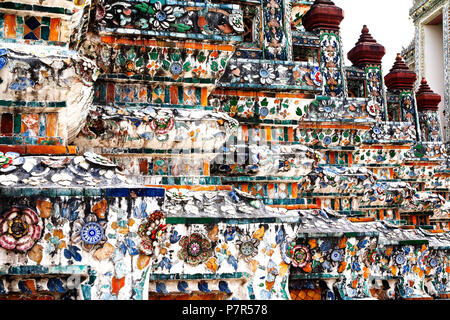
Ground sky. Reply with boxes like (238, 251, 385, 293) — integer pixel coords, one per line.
(332, 0, 415, 75)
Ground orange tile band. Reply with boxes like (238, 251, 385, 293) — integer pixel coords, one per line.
(210, 89, 315, 99)
(0, 145, 77, 155)
(266, 204, 321, 210)
(144, 185, 233, 191)
(404, 161, 441, 166)
(359, 145, 412, 150)
(348, 217, 376, 222)
(100, 36, 235, 52)
(429, 229, 445, 233)
(298, 123, 373, 130)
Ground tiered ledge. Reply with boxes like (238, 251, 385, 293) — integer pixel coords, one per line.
(95, 0, 244, 42)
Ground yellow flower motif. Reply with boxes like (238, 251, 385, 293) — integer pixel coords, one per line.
(313, 252, 324, 263)
(118, 226, 129, 235)
(206, 257, 217, 273)
(252, 226, 265, 241)
(279, 262, 289, 277)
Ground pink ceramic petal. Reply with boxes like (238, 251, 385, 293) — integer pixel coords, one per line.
(0, 219, 8, 233)
(16, 235, 32, 246)
(29, 224, 42, 240)
(27, 224, 35, 237)
(22, 208, 39, 224)
(15, 236, 34, 252)
(22, 213, 33, 225)
(5, 210, 18, 221)
(0, 234, 16, 250)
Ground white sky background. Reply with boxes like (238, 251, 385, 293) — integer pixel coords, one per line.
(332, 0, 415, 75)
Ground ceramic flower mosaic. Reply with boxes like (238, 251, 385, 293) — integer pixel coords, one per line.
(178, 233, 213, 266)
(71, 214, 108, 251)
(137, 210, 167, 256)
(0, 207, 43, 252)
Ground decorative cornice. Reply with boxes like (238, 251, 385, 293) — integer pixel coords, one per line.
(410, 0, 447, 21)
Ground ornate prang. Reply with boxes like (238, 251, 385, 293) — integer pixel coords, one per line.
(347, 25, 386, 66)
(302, 0, 344, 31)
(416, 78, 441, 111)
(384, 53, 417, 91)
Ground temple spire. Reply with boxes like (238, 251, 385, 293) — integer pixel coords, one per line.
(302, 0, 344, 31)
(416, 78, 441, 111)
(347, 25, 386, 67)
(384, 53, 417, 91)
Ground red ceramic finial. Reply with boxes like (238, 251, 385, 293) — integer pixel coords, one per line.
(302, 0, 344, 31)
(347, 25, 386, 66)
(390, 53, 410, 72)
(362, 25, 369, 34)
(358, 25, 376, 44)
(384, 53, 417, 91)
(416, 78, 441, 111)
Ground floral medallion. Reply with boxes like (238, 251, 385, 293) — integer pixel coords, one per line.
(169, 62, 183, 76)
(117, 48, 144, 76)
(394, 253, 406, 265)
(363, 246, 378, 266)
(282, 239, 310, 268)
(80, 222, 105, 245)
(289, 245, 310, 268)
(228, 10, 244, 33)
(366, 99, 380, 117)
(149, 116, 175, 135)
(148, 1, 176, 30)
(178, 233, 212, 266)
(72, 214, 107, 251)
(137, 210, 167, 256)
(236, 235, 259, 262)
(0, 207, 43, 252)
(428, 257, 438, 268)
(317, 100, 336, 119)
(259, 64, 276, 85)
(330, 249, 343, 262)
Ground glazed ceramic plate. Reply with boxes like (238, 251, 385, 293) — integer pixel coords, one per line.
(84, 152, 117, 167)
